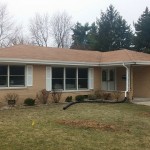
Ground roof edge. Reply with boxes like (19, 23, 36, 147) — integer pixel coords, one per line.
(1, 58, 150, 66)
(0, 58, 100, 66)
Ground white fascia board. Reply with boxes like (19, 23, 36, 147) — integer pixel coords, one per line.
(1, 58, 150, 66)
(99, 61, 136, 66)
(135, 61, 150, 65)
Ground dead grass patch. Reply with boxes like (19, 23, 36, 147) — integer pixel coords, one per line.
(57, 119, 119, 132)
(141, 112, 150, 117)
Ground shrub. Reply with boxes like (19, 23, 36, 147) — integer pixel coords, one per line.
(65, 96, 72, 102)
(36, 89, 50, 104)
(24, 98, 35, 106)
(83, 95, 88, 99)
(51, 89, 62, 103)
(102, 93, 111, 100)
(75, 95, 85, 102)
(4, 93, 19, 106)
(113, 91, 123, 102)
(94, 90, 102, 99)
(88, 94, 97, 100)
(4, 93, 19, 101)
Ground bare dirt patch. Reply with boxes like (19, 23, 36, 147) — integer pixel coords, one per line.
(141, 112, 150, 117)
(56, 119, 118, 131)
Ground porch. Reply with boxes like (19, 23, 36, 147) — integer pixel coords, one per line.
(100, 65, 150, 101)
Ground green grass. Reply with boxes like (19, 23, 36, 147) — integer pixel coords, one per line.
(0, 103, 150, 150)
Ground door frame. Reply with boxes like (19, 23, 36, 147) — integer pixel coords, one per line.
(101, 68, 116, 91)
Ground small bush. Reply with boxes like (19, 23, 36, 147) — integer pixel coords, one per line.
(88, 94, 97, 100)
(4, 93, 19, 106)
(75, 95, 85, 102)
(102, 93, 111, 100)
(65, 96, 72, 102)
(51, 89, 62, 103)
(4, 93, 19, 101)
(24, 98, 35, 106)
(113, 91, 123, 101)
(94, 90, 102, 99)
(83, 95, 88, 99)
(36, 89, 50, 104)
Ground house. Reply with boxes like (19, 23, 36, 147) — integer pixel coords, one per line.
(0, 44, 150, 103)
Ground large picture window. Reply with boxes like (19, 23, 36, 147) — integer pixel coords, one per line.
(51, 67, 88, 90)
(0, 65, 25, 87)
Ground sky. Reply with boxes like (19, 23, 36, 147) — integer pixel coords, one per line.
(1, 0, 150, 29)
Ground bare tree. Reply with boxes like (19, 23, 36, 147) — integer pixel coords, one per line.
(29, 13, 51, 47)
(9, 25, 29, 45)
(51, 11, 72, 48)
(0, 4, 14, 47)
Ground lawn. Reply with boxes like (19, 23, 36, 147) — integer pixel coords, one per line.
(0, 103, 150, 150)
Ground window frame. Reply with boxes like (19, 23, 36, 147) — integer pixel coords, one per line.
(51, 67, 90, 91)
(65, 68, 77, 90)
(78, 68, 88, 90)
(52, 67, 64, 90)
(9, 65, 25, 87)
(0, 65, 26, 88)
(0, 65, 8, 87)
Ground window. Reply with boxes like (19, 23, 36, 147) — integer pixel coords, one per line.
(10, 66, 25, 87)
(66, 68, 76, 90)
(0, 65, 25, 87)
(51, 67, 89, 90)
(52, 68, 64, 90)
(102, 70, 107, 81)
(78, 68, 88, 89)
(0, 66, 7, 87)
(109, 69, 114, 81)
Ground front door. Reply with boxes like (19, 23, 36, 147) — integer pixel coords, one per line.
(102, 68, 116, 91)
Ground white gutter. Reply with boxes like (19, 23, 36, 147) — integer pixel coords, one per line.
(123, 63, 130, 98)
(2, 58, 150, 66)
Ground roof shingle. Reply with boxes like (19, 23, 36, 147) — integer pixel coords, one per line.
(0, 45, 150, 64)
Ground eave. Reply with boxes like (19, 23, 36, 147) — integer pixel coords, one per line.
(0, 58, 150, 67)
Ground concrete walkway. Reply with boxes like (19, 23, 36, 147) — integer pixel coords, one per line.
(133, 101, 150, 106)
(132, 98, 150, 106)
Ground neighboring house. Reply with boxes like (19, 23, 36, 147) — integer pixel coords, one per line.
(0, 45, 150, 103)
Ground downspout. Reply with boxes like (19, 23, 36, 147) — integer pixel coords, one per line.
(123, 63, 129, 98)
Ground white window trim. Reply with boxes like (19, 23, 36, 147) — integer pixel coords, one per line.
(64, 67, 66, 90)
(88, 68, 94, 89)
(46, 66, 52, 91)
(26, 65, 33, 87)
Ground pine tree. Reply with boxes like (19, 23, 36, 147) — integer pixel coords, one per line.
(71, 22, 91, 49)
(134, 7, 150, 53)
(96, 5, 132, 51)
(86, 22, 98, 50)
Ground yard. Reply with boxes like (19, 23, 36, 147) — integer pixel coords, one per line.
(0, 103, 150, 150)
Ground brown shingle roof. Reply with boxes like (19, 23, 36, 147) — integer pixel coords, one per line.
(0, 45, 150, 64)
(0, 45, 101, 63)
(100, 49, 150, 63)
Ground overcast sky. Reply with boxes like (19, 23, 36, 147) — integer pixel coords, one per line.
(1, 0, 150, 28)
